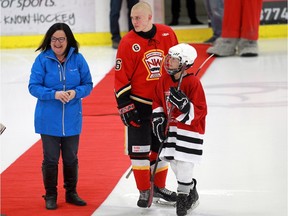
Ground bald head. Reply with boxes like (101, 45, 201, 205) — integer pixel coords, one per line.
(131, 1, 153, 32)
(132, 1, 152, 15)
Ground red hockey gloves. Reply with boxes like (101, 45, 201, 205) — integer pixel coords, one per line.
(152, 112, 167, 142)
(118, 103, 141, 127)
(169, 87, 190, 114)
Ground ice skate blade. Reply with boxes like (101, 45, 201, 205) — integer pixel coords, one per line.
(152, 198, 176, 208)
(187, 200, 200, 214)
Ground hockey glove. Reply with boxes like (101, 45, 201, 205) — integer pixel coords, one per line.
(152, 112, 167, 142)
(169, 87, 190, 114)
(118, 103, 141, 127)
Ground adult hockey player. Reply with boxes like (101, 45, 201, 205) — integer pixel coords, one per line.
(114, 1, 178, 208)
(152, 43, 207, 216)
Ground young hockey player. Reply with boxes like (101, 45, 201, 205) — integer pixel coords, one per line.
(152, 43, 208, 216)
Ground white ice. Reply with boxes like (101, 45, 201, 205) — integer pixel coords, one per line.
(0, 39, 287, 216)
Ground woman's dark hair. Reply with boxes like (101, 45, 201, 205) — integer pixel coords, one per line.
(36, 23, 79, 55)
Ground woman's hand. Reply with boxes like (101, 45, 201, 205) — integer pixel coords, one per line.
(66, 90, 76, 100)
(55, 91, 71, 104)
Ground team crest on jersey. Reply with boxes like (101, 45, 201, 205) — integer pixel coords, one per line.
(132, 43, 141, 52)
(143, 49, 164, 80)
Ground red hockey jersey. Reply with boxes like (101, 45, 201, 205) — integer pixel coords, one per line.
(114, 24, 178, 108)
(152, 73, 207, 163)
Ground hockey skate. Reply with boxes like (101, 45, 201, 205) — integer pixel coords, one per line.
(176, 179, 199, 216)
(153, 186, 177, 206)
(137, 190, 150, 208)
(186, 179, 199, 211)
(176, 193, 188, 216)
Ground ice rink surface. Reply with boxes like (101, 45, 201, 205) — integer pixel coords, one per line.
(1, 39, 287, 216)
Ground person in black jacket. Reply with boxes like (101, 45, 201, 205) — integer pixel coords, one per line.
(169, 0, 202, 26)
(109, 0, 139, 49)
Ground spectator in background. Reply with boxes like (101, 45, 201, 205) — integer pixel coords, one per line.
(110, 0, 139, 49)
(169, 0, 202, 26)
(203, 0, 224, 44)
(207, 0, 263, 57)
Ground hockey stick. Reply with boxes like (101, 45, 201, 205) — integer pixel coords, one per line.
(147, 62, 187, 208)
(192, 53, 214, 77)
(0, 123, 6, 135)
(125, 166, 133, 179)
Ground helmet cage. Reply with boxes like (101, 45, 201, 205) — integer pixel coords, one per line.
(164, 54, 183, 75)
(164, 55, 193, 75)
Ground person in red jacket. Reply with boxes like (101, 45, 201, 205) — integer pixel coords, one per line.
(114, 1, 178, 208)
(207, 0, 263, 57)
(152, 43, 207, 216)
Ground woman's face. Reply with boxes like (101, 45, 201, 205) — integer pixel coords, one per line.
(50, 30, 67, 57)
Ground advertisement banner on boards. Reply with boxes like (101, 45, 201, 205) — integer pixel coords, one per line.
(261, 0, 287, 24)
(0, 0, 95, 35)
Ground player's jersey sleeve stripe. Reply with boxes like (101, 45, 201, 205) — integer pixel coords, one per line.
(130, 95, 152, 105)
(115, 85, 131, 98)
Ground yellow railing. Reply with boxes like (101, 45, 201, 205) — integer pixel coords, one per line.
(0, 24, 287, 49)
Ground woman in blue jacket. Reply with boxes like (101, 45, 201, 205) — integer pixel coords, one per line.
(28, 23, 93, 210)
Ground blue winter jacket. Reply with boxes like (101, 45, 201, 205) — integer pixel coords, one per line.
(28, 47, 93, 136)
